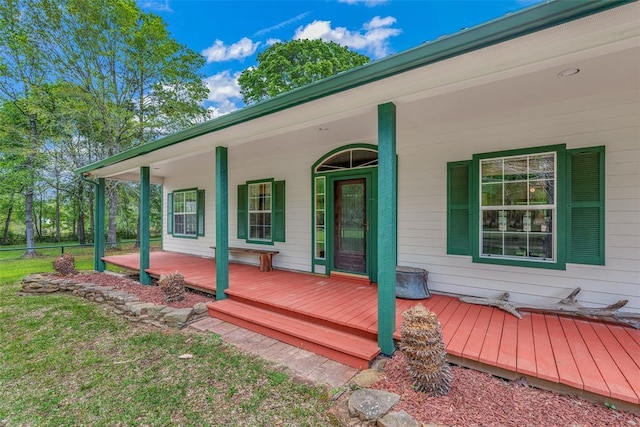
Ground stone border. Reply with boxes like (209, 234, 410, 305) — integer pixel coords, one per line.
(20, 274, 208, 329)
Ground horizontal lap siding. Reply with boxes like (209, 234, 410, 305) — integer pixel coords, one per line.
(397, 95, 640, 311)
(228, 144, 348, 272)
(163, 153, 216, 258)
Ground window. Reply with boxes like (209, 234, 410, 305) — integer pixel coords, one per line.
(480, 152, 556, 262)
(167, 189, 205, 238)
(237, 179, 285, 244)
(315, 177, 326, 259)
(447, 145, 604, 269)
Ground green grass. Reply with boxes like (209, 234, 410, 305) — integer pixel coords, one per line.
(0, 254, 335, 426)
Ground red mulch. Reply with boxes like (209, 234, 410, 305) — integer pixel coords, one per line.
(372, 351, 640, 427)
(63, 272, 213, 309)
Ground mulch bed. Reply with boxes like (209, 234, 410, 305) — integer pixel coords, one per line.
(372, 351, 640, 427)
(63, 273, 214, 309)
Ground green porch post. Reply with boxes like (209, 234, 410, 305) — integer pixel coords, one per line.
(95, 178, 106, 272)
(139, 166, 151, 285)
(377, 102, 397, 355)
(215, 146, 229, 300)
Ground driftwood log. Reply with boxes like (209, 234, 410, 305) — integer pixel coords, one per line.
(460, 287, 640, 329)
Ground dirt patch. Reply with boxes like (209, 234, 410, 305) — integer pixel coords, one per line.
(62, 272, 213, 309)
(372, 351, 639, 427)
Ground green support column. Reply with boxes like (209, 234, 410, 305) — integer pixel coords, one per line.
(95, 178, 106, 272)
(139, 166, 151, 285)
(215, 146, 229, 300)
(377, 102, 397, 355)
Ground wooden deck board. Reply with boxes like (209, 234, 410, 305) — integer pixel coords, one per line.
(516, 314, 537, 377)
(102, 251, 640, 406)
(530, 313, 559, 383)
(560, 317, 609, 397)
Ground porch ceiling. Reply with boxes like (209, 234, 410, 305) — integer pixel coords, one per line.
(89, 2, 639, 181)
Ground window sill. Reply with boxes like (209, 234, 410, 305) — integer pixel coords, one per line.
(473, 255, 566, 270)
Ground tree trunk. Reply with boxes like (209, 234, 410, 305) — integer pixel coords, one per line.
(134, 215, 140, 249)
(24, 185, 36, 257)
(55, 174, 61, 243)
(2, 196, 14, 245)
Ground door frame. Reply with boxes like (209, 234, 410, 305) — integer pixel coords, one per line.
(311, 144, 379, 282)
(326, 170, 377, 279)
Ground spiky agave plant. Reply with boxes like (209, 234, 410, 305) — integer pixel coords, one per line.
(159, 271, 186, 302)
(400, 304, 452, 395)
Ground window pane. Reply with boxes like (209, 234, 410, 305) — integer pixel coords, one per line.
(185, 213, 197, 235)
(316, 242, 325, 259)
(504, 157, 527, 181)
(351, 149, 378, 168)
(504, 182, 527, 205)
(174, 192, 184, 213)
(185, 191, 197, 213)
(315, 177, 325, 194)
(529, 234, 553, 259)
(482, 183, 502, 206)
(316, 211, 325, 227)
(529, 180, 554, 204)
(482, 233, 503, 255)
(504, 233, 528, 257)
(174, 214, 185, 235)
(482, 210, 500, 231)
(482, 159, 502, 183)
(529, 154, 554, 180)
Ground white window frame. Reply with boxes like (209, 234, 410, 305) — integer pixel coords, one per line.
(248, 181, 273, 242)
(173, 189, 198, 237)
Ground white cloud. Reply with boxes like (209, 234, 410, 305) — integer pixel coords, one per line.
(266, 38, 282, 46)
(138, 0, 172, 12)
(294, 16, 400, 59)
(203, 70, 243, 117)
(202, 37, 260, 63)
(338, 0, 388, 6)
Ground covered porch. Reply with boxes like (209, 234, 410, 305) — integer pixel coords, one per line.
(103, 251, 640, 411)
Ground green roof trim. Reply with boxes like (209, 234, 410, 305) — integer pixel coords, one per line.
(76, 0, 633, 176)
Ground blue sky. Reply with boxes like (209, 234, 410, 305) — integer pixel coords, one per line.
(138, 0, 541, 116)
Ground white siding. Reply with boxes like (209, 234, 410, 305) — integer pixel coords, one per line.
(396, 93, 640, 311)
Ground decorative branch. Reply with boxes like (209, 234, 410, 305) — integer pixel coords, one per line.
(460, 287, 640, 329)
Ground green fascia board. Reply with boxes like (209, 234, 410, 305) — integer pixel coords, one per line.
(75, 0, 631, 176)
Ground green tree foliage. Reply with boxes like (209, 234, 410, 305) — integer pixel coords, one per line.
(238, 39, 369, 104)
(0, 0, 209, 249)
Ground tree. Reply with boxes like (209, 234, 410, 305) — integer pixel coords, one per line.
(238, 39, 369, 104)
(33, 0, 208, 247)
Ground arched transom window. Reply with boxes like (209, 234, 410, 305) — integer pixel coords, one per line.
(314, 148, 378, 173)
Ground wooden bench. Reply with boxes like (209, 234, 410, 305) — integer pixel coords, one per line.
(211, 246, 279, 272)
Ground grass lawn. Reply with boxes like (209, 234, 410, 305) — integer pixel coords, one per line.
(0, 251, 335, 426)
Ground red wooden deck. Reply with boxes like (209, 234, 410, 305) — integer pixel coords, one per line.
(103, 251, 640, 409)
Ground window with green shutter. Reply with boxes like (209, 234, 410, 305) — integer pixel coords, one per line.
(237, 179, 285, 244)
(446, 144, 604, 269)
(168, 188, 204, 238)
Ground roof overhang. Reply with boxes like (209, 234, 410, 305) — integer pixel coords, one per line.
(77, 0, 639, 180)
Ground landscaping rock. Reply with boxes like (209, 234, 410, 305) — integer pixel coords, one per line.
(19, 274, 200, 329)
(348, 389, 400, 421)
(353, 369, 382, 388)
(377, 410, 420, 427)
(193, 302, 208, 315)
(129, 302, 157, 316)
(163, 308, 193, 328)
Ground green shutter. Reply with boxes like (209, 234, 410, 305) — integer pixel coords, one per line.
(237, 184, 247, 239)
(167, 192, 173, 234)
(567, 147, 605, 265)
(273, 180, 286, 242)
(447, 161, 472, 255)
(197, 189, 205, 237)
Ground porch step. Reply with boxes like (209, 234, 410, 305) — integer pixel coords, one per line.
(206, 299, 380, 369)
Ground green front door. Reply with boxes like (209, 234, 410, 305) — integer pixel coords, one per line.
(334, 178, 367, 273)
